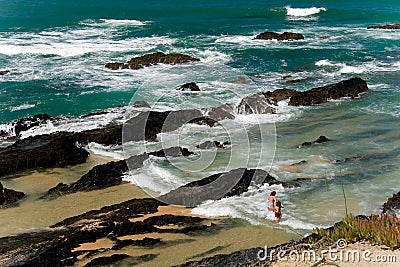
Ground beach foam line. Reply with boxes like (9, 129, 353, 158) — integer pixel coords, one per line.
(286, 6, 327, 17)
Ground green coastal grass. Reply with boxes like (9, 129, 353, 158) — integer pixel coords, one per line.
(314, 214, 400, 249)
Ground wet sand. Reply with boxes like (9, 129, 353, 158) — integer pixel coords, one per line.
(0, 155, 150, 237)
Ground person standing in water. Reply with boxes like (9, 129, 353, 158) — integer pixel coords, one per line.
(267, 191, 276, 211)
(274, 200, 284, 223)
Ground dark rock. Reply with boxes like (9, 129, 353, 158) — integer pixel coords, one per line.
(105, 52, 200, 70)
(45, 160, 129, 198)
(84, 254, 130, 267)
(196, 141, 230, 149)
(0, 182, 25, 206)
(123, 109, 203, 142)
(0, 197, 213, 267)
(143, 214, 203, 226)
(255, 31, 304, 41)
(188, 117, 219, 127)
(132, 100, 151, 108)
(285, 78, 308, 84)
(0, 70, 11, 75)
(44, 154, 149, 198)
(291, 160, 308, 166)
(208, 104, 235, 121)
(13, 114, 53, 136)
(289, 77, 368, 106)
(178, 82, 200, 91)
(237, 92, 275, 114)
(263, 88, 298, 105)
(112, 238, 161, 250)
(238, 89, 297, 110)
(160, 169, 298, 207)
(382, 191, 400, 213)
(298, 136, 330, 148)
(149, 147, 194, 157)
(0, 132, 89, 178)
(80, 124, 123, 146)
(367, 24, 400, 29)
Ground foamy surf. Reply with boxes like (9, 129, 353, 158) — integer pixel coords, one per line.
(191, 184, 325, 231)
(285, 6, 327, 17)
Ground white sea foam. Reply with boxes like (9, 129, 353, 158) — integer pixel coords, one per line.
(191, 184, 325, 230)
(0, 33, 175, 57)
(98, 19, 148, 26)
(9, 103, 36, 112)
(16, 105, 140, 139)
(315, 59, 400, 75)
(85, 142, 125, 160)
(286, 6, 327, 17)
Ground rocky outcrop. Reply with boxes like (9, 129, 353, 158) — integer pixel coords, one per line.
(196, 141, 230, 149)
(148, 147, 193, 157)
(367, 24, 400, 29)
(0, 70, 11, 75)
(264, 88, 298, 105)
(178, 82, 200, 91)
(105, 52, 200, 70)
(238, 78, 368, 110)
(298, 135, 330, 148)
(255, 31, 304, 41)
(123, 109, 203, 142)
(132, 100, 151, 108)
(45, 159, 129, 198)
(160, 168, 298, 207)
(288, 77, 368, 106)
(237, 92, 275, 114)
(13, 114, 54, 137)
(0, 198, 215, 267)
(0, 132, 89, 178)
(80, 124, 123, 146)
(382, 191, 400, 213)
(0, 182, 25, 206)
(44, 147, 193, 198)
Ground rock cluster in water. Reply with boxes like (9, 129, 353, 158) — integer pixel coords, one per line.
(255, 31, 304, 40)
(105, 52, 200, 70)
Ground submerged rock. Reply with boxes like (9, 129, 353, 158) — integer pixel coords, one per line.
(367, 24, 400, 29)
(105, 52, 200, 70)
(0, 182, 25, 206)
(160, 168, 298, 207)
(148, 147, 194, 157)
(298, 135, 330, 148)
(196, 140, 230, 149)
(255, 31, 304, 41)
(178, 82, 200, 91)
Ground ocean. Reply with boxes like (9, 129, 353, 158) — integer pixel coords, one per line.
(1, 0, 400, 234)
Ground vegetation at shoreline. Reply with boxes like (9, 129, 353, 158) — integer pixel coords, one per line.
(314, 214, 400, 249)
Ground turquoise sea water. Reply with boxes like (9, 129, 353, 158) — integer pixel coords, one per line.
(0, 0, 400, 232)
